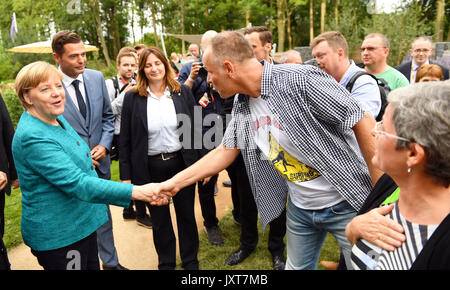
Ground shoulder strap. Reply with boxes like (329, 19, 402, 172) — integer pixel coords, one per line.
(111, 76, 119, 99)
(345, 71, 373, 92)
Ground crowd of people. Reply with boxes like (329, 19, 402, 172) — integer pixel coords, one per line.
(0, 26, 448, 271)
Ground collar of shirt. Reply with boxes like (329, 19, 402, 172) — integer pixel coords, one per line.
(237, 60, 269, 103)
(340, 60, 365, 87)
(59, 67, 84, 87)
(260, 60, 273, 100)
(412, 59, 429, 71)
(146, 86, 171, 100)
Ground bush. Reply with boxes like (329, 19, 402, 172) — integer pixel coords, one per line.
(2, 90, 24, 129)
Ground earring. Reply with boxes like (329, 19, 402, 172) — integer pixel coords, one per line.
(407, 168, 412, 173)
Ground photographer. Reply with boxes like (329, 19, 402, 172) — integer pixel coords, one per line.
(178, 31, 224, 246)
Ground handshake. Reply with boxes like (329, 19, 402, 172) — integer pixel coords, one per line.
(130, 180, 179, 206)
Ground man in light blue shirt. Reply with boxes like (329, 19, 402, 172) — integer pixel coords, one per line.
(311, 31, 381, 119)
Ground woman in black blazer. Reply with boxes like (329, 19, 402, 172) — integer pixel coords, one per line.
(119, 47, 201, 270)
(0, 94, 18, 270)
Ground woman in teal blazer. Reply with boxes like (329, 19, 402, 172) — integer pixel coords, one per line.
(12, 61, 167, 270)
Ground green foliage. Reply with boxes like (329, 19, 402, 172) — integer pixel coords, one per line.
(2, 90, 24, 129)
(3, 187, 23, 249)
(0, 0, 445, 78)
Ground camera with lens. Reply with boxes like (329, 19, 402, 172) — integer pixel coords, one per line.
(197, 62, 208, 80)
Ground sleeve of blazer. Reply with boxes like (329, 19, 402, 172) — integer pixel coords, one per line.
(119, 91, 134, 180)
(19, 129, 132, 206)
(98, 72, 115, 151)
(440, 65, 449, 80)
(0, 95, 17, 184)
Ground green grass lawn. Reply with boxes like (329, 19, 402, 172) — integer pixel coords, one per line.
(3, 161, 341, 269)
(196, 211, 340, 270)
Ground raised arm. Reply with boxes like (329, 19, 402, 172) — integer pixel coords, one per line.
(156, 145, 240, 197)
(352, 113, 384, 185)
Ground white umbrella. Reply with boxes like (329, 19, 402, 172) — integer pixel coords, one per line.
(7, 41, 99, 54)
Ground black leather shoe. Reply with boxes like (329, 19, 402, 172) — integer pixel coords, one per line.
(272, 254, 286, 270)
(204, 225, 224, 246)
(136, 215, 152, 229)
(123, 210, 136, 220)
(102, 263, 129, 270)
(225, 248, 253, 266)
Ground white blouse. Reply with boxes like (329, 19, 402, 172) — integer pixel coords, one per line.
(146, 87, 182, 156)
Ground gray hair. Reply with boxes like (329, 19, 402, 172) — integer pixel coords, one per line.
(388, 80, 450, 186)
(209, 31, 255, 65)
(411, 36, 432, 49)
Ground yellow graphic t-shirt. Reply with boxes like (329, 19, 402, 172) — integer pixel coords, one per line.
(268, 132, 322, 183)
(248, 96, 343, 210)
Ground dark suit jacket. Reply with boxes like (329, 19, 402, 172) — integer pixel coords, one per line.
(119, 84, 200, 185)
(0, 94, 17, 196)
(395, 61, 449, 82)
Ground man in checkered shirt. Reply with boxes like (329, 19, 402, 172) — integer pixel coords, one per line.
(155, 31, 382, 270)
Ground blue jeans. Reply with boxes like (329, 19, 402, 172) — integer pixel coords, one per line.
(285, 197, 356, 270)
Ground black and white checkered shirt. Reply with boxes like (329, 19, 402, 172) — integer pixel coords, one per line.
(222, 61, 373, 230)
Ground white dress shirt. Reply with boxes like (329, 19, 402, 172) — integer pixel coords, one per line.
(60, 69, 87, 112)
(146, 87, 182, 155)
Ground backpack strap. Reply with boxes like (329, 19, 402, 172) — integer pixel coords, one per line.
(345, 71, 373, 92)
(112, 75, 120, 100)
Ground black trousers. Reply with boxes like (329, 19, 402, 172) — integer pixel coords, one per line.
(30, 232, 100, 270)
(0, 192, 10, 270)
(197, 174, 219, 228)
(226, 154, 286, 256)
(0, 237, 9, 270)
(147, 154, 199, 270)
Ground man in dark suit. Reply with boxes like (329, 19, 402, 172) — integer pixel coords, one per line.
(0, 94, 18, 270)
(52, 30, 126, 270)
(178, 30, 224, 246)
(395, 37, 449, 83)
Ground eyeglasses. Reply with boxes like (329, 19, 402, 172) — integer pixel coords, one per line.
(373, 121, 410, 142)
(360, 46, 385, 53)
(412, 49, 430, 54)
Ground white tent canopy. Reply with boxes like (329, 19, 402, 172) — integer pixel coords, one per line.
(7, 41, 99, 54)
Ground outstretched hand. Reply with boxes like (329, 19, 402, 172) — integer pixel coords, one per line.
(131, 181, 180, 206)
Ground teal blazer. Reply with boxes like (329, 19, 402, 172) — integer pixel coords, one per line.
(12, 111, 132, 251)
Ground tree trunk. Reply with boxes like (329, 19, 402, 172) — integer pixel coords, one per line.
(181, 0, 185, 53)
(310, 0, 314, 43)
(320, 0, 326, 33)
(246, 9, 251, 26)
(287, 10, 292, 50)
(150, 0, 159, 47)
(269, 0, 274, 33)
(334, 0, 339, 26)
(435, 0, 445, 42)
(111, 4, 121, 59)
(277, 0, 286, 52)
(89, 0, 112, 67)
(131, 0, 136, 44)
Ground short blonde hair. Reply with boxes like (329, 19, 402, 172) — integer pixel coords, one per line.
(311, 31, 349, 57)
(116, 47, 138, 65)
(15, 61, 62, 109)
